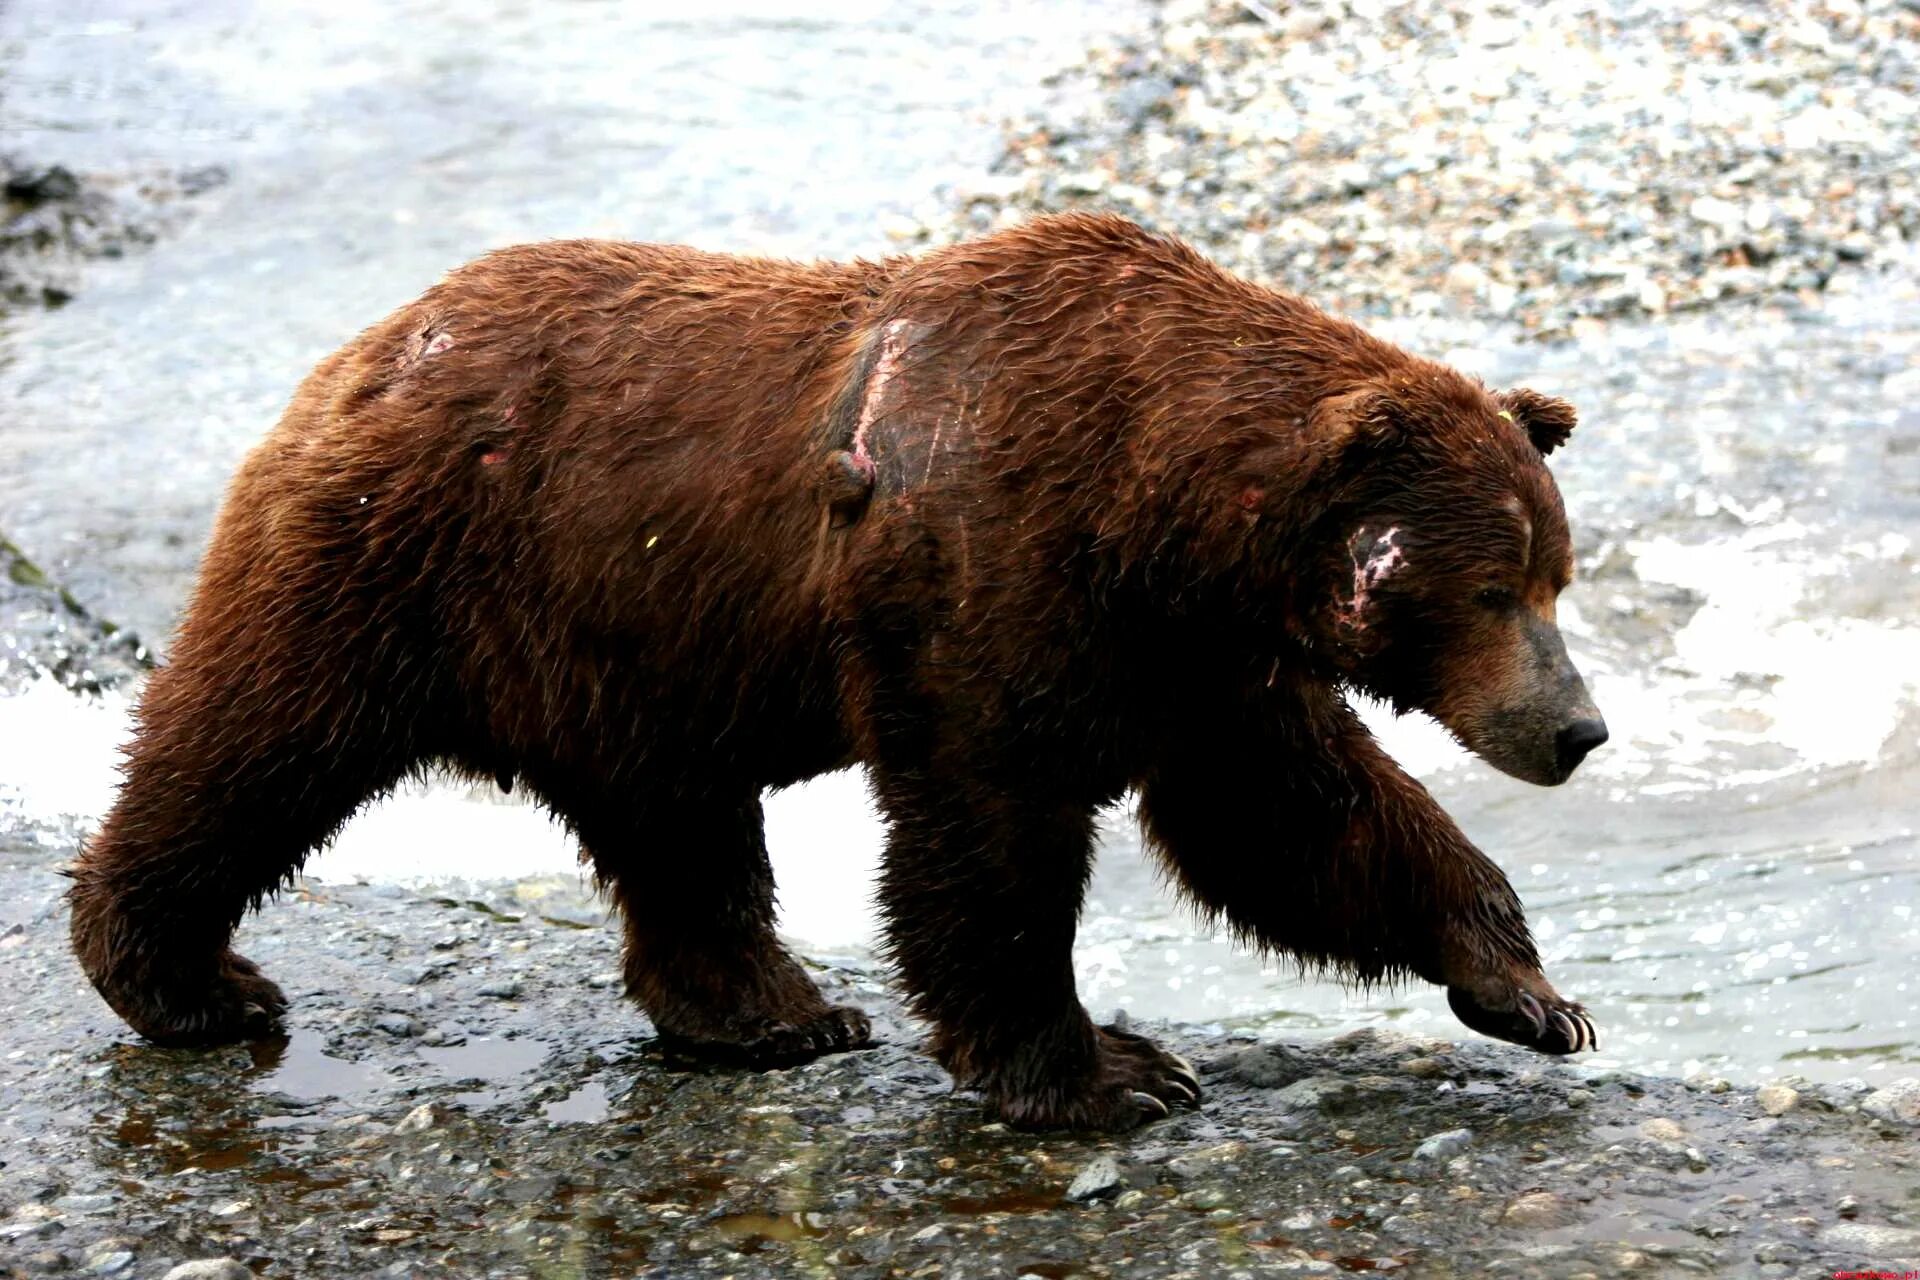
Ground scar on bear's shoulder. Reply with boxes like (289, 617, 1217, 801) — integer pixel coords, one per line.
(818, 318, 917, 528)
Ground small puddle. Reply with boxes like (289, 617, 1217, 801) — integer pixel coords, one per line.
(935, 1187, 1064, 1215)
(541, 1079, 612, 1124)
(248, 1029, 391, 1105)
(707, 1210, 830, 1253)
(419, 1035, 550, 1108)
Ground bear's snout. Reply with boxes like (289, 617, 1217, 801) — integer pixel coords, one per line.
(1554, 716, 1609, 777)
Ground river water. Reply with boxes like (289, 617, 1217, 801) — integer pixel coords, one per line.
(2, 0, 1915, 1089)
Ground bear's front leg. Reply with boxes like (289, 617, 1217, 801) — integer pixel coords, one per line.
(870, 774, 1200, 1131)
(1139, 679, 1597, 1056)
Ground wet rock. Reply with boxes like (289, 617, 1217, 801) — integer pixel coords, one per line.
(1860, 1078, 1920, 1125)
(1273, 1075, 1361, 1114)
(1639, 1117, 1688, 1142)
(163, 1264, 254, 1280)
(1214, 1042, 1314, 1088)
(1819, 1221, 1920, 1253)
(1413, 1128, 1473, 1160)
(1501, 1190, 1576, 1229)
(1064, 1154, 1123, 1202)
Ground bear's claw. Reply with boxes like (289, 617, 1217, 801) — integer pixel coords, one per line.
(1447, 980, 1597, 1056)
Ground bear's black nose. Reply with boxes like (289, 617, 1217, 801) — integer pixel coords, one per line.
(1555, 717, 1609, 774)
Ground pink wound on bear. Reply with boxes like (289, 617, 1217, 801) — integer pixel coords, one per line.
(850, 319, 914, 467)
(1336, 525, 1406, 633)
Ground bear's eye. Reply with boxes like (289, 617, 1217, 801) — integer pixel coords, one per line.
(1475, 586, 1518, 611)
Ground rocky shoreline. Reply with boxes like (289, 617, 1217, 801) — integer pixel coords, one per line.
(2, 873, 1917, 1279)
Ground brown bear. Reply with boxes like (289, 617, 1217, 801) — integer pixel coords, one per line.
(68, 213, 1607, 1131)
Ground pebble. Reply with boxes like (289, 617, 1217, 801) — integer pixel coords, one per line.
(1502, 1191, 1575, 1228)
(374, 1013, 421, 1038)
(1755, 1084, 1798, 1116)
(1819, 1222, 1920, 1253)
(394, 1104, 439, 1134)
(1065, 1154, 1124, 1202)
(1273, 1076, 1359, 1113)
(1413, 1128, 1474, 1160)
(1860, 1078, 1920, 1125)
(163, 1263, 254, 1280)
(1639, 1117, 1687, 1142)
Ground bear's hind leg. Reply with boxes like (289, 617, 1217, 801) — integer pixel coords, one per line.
(537, 780, 871, 1066)
(69, 651, 421, 1046)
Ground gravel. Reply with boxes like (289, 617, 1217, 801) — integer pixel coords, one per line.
(3, 863, 1917, 1280)
(917, 0, 1920, 339)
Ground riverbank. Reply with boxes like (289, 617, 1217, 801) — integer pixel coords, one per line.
(3, 869, 1917, 1279)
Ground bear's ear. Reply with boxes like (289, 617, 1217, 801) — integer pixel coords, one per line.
(1498, 387, 1578, 456)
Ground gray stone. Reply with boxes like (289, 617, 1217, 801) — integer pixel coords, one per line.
(164, 1263, 254, 1280)
(1273, 1075, 1359, 1113)
(1413, 1128, 1473, 1160)
(1819, 1222, 1920, 1252)
(1861, 1078, 1920, 1125)
(1065, 1154, 1123, 1202)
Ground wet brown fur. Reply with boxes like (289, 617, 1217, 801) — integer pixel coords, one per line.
(69, 214, 1599, 1131)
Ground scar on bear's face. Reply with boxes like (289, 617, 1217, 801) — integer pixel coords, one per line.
(1334, 524, 1407, 636)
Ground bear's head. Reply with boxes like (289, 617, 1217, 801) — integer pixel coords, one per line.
(1280, 373, 1607, 786)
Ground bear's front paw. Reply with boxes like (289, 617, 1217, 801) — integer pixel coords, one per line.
(1446, 973, 1596, 1055)
(995, 1025, 1203, 1132)
(113, 950, 289, 1048)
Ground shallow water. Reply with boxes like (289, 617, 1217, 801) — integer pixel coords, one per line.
(2, 1, 1916, 1089)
